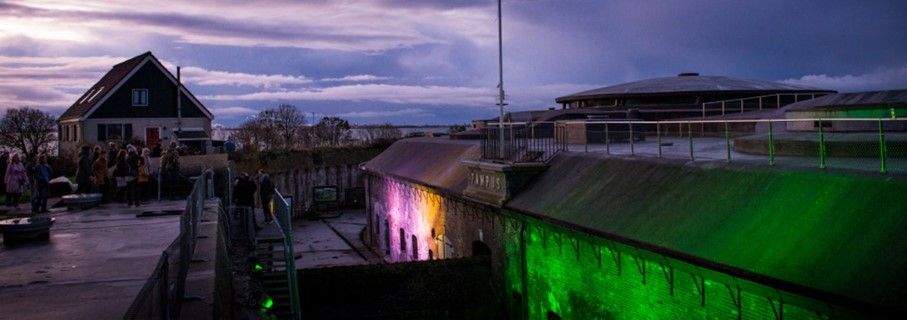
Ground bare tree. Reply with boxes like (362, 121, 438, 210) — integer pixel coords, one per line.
(234, 104, 307, 151)
(313, 117, 352, 147)
(0, 107, 56, 161)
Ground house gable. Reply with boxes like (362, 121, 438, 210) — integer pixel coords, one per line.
(87, 58, 210, 119)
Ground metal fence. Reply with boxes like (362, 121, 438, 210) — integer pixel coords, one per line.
(480, 122, 567, 163)
(124, 170, 210, 320)
(488, 118, 907, 173)
(271, 189, 301, 320)
(221, 160, 301, 319)
(700, 92, 831, 117)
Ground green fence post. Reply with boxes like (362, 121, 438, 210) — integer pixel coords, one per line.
(818, 120, 826, 169)
(657, 122, 662, 158)
(724, 121, 731, 163)
(768, 121, 775, 166)
(688, 123, 694, 161)
(879, 119, 887, 173)
(629, 122, 635, 155)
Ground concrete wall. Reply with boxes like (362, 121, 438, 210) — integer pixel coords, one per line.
(270, 164, 364, 216)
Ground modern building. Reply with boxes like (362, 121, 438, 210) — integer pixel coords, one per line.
(57, 51, 213, 155)
(554, 73, 835, 120)
(784, 89, 907, 132)
(362, 138, 907, 319)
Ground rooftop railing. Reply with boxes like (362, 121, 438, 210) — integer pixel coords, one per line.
(485, 118, 907, 173)
(700, 92, 832, 117)
(480, 122, 567, 164)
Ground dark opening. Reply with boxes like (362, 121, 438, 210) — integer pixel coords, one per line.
(384, 220, 390, 255)
(547, 310, 561, 320)
(399, 228, 406, 253)
(428, 249, 434, 260)
(412, 235, 418, 260)
(472, 240, 491, 257)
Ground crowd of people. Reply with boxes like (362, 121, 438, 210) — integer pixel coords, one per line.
(0, 152, 55, 213)
(73, 141, 183, 207)
(232, 169, 274, 230)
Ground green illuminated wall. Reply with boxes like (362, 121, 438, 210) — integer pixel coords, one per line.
(504, 219, 836, 320)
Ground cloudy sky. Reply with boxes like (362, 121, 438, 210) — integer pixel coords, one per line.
(1, 0, 906, 126)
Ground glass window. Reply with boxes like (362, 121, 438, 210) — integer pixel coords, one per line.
(132, 89, 149, 106)
(107, 124, 124, 140)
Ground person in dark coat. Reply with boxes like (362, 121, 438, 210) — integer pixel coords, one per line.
(233, 172, 259, 228)
(258, 169, 274, 224)
(32, 155, 52, 213)
(126, 145, 140, 207)
(106, 142, 118, 168)
(0, 152, 9, 204)
(75, 146, 92, 193)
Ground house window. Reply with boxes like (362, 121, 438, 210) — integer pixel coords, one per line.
(384, 220, 390, 255)
(132, 89, 149, 106)
(97, 123, 133, 141)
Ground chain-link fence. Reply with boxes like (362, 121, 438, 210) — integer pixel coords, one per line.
(491, 118, 907, 173)
(124, 170, 210, 320)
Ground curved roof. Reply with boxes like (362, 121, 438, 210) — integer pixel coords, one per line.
(785, 89, 907, 111)
(556, 74, 833, 103)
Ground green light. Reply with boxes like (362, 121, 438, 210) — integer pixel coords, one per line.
(261, 296, 274, 309)
(253, 263, 263, 272)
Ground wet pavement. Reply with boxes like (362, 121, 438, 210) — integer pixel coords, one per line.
(291, 209, 381, 270)
(0, 200, 186, 320)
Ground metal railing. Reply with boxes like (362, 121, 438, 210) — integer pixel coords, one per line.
(700, 92, 832, 117)
(124, 170, 210, 320)
(480, 122, 567, 163)
(493, 118, 907, 173)
(271, 190, 301, 320)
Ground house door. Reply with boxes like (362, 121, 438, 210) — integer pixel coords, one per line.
(145, 127, 160, 146)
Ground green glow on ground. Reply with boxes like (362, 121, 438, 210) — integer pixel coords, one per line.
(254, 263, 264, 272)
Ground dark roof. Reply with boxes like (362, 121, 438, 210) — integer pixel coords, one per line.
(507, 154, 907, 311)
(556, 74, 833, 103)
(59, 52, 151, 121)
(785, 89, 907, 112)
(363, 138, 479, 194)
(59, 51, 213, 121)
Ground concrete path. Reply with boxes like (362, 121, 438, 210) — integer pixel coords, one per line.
(0, 200, 185, 320)
(292, 209, 380, 270)
(179, 200, 220, 320)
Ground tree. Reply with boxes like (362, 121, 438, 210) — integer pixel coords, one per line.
(362, 123, 402, 143)
(233, 104, 307, 151)
(0, 107, 57, 161)
(313, 117, 351, 146)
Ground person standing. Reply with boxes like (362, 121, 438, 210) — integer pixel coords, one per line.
(258, 170, 274, 224)
(92, 151, 108, 198)
(233, 172, 259, 229)
(75, 145, 92, 193)
(0, 152, 8, 205)
(126, 145, 140, 207)
(106, 142, 118, 168)
(32, 155, 52, 213)
(160, 141, 180, 199)
(113, 150, 130, 205)
(4, 154, 27, 209)
(138, 148, 153, 203)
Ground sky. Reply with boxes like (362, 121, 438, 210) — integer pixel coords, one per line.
(1, 0, 906, 126)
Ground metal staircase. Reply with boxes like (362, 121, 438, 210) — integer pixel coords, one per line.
(254, 234, 295, 319)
